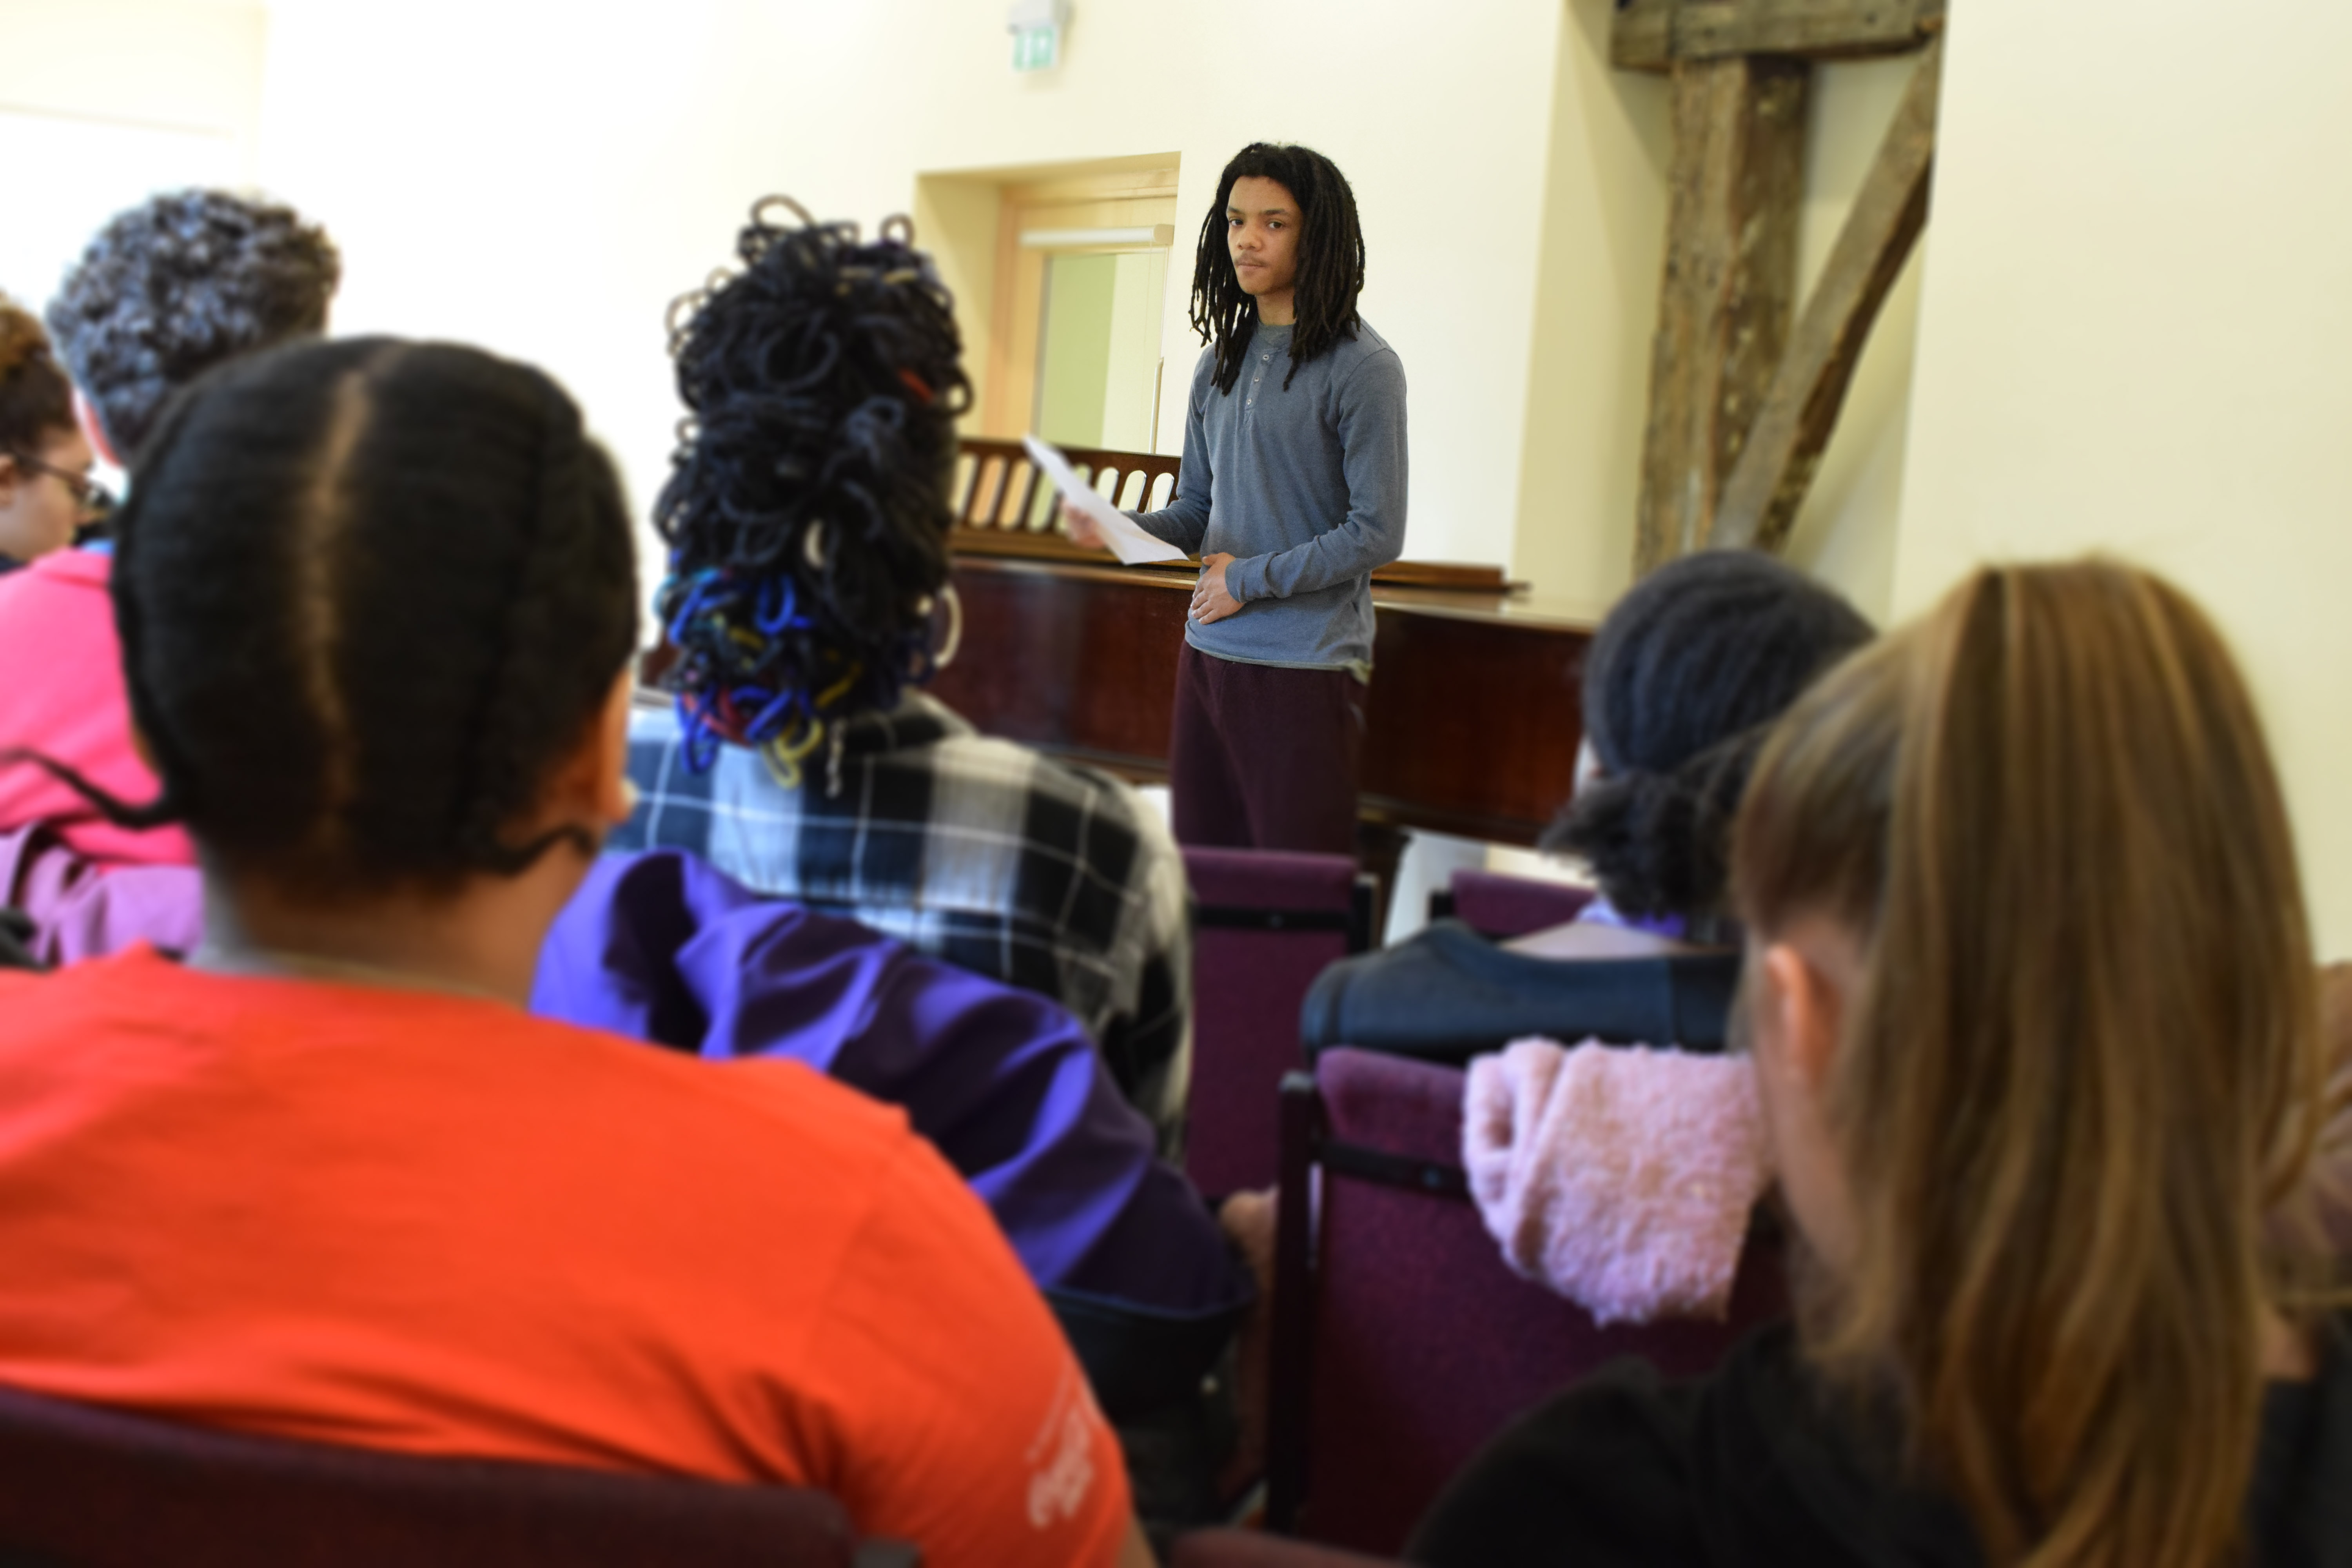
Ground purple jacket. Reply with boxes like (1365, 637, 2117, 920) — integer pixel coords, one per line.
(533, 851, 1251, 1343)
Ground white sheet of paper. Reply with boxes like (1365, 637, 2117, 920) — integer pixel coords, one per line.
(1022, 434, 1186, 565)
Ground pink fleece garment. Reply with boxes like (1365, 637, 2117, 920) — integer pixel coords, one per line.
(0, 551, 193, 867)
(1463, 1037, 1769, 1326)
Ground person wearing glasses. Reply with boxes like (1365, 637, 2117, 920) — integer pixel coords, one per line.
(0, 298, 102, 573)
(0, 191, 338, 870)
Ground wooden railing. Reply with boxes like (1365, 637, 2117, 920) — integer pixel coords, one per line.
(950, 437, 1516, 592)
(951, 438, 1180, 564)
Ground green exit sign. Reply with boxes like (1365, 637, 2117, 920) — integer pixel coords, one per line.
(1007, 0, 1067, 71)
(1012, 22, 1060, 71)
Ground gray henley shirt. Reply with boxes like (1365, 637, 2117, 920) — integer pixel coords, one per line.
(1127, 317, 1408, 676)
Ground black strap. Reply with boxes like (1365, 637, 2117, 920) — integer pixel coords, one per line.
(1320, 1138, 1470, 1200)
(0, 908, 43, 973)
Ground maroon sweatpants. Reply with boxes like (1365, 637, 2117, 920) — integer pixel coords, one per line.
(1169, 641, 1366, 856)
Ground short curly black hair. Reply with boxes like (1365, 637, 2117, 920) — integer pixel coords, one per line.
(653, 197, 971, 782)
(1543, 550, 1873, 923)
(45, 189, 340, 459)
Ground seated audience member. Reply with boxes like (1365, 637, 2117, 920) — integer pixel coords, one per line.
(1414, 560, 2346, 1568)
(0, 338, 1148, 1568)
(1302, 550, 1871, 1061)
(0, 198, 1254, 1417)
(0, 298, 100, 573)
(534, 850, 1256, 1468)
(619, 200, 1191, 1154)
(0, 190, 339, 868)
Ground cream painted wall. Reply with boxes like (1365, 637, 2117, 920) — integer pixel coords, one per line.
(1891, 0, 2352, 955)
(13, 0, 1924, 623)
(0, 0, 266, 136)
(0, 2, 269, 315)
(254, 0, 1566, 583)
(1505, 0, 1666, 623)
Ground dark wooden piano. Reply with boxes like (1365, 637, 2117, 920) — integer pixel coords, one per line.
(929, 441, 1596, 859)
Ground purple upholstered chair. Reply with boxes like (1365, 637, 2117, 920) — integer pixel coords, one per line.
(0, 1381, 917, 1568)
(1427, 867, 1595, 940)
(1172, 1527, 1401, 1566)
(1182, 847, 1374, 1198)
(1266, 1047, 1786, 1557)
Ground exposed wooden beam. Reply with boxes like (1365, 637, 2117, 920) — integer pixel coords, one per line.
(1613, 0, 1676, 71)
(1633, 52, 1809, 576)
(1710, 37, 1942, 554)
(1614, 0, 1944, 73)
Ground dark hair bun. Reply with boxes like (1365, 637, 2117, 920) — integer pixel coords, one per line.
(1543, 734, 1758, 921)
(1555, 551, 1872, 920)
(655, 198, 972, 778)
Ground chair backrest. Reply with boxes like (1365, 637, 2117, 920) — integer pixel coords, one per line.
(1299, 933, 1743, 1066)
(0, 1383, 917, 1568)
(1267, 1047, 1785, 1557)
(1170, 1527, 1401, 1567)
(1433, 868, 1595, 939)
(1182, 846, 1372, 1198)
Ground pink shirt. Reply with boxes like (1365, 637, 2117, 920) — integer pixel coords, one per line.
(0, 551, 193, 867)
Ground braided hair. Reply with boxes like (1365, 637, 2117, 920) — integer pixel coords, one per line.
(3, 337, 637, 899)
(0, 295, 74, 457)
(653, 198, 971, 783)
(1190, 143, 1367, 395)
(45, 189, 340, 460)
(1544, 550, 1873, 923)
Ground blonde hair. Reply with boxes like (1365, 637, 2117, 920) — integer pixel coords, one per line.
(1734, 559, 2325, 1568)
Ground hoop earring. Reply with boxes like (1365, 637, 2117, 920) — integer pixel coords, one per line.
(932, 584, 963, 670)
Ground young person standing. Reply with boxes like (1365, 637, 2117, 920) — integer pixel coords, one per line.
(1067, 143, 1407, 856)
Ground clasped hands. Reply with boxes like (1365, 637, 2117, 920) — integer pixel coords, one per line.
(1059, 500, 1243, 624)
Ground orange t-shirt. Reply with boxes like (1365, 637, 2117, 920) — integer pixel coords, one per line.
(0, 948, 1129, 1567)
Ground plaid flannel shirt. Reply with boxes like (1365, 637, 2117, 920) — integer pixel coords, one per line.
(614, 693, 1192, 1154)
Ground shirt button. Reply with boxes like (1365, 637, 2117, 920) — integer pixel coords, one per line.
(1261, 353, 1270, 361)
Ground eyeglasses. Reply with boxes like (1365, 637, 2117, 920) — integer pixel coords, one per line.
(7, 452, 116, 522)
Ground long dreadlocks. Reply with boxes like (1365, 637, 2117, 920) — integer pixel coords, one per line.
(1189, 143, 1366, 395)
